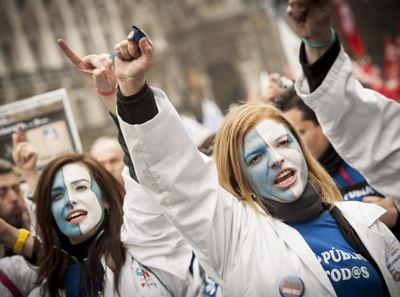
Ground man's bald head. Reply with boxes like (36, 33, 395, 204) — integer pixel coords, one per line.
(90, 137, 124, 185)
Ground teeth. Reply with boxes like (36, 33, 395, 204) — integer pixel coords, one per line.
(277, 170, 291, 180)
(68, 212, 86, 220)
(276, 174, 295, 186)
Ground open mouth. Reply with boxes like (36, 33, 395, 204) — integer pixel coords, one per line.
(274, 169, 297, 188)
(66, 210, 87, 224)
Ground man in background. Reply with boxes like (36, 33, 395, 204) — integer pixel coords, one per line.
(0, 159, 30, 258)
(90, 136, 125, 186)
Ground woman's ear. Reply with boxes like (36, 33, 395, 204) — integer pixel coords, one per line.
(104, 201, 110, 210)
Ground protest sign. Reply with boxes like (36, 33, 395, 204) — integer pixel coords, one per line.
(0, 88, 82, 170)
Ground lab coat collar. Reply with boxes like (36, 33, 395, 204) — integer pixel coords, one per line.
(335, 201, 386, 227)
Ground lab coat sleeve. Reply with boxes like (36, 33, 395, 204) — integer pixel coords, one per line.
(120, 166, 193, 297)
(117, 88, 253, 286)
(295, 47, 400, 202)
(0, 256, 37, 296)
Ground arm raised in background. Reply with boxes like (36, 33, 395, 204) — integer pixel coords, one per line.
(58, 39, 118, 115)
(288, 0, 400, 202)
(12, 125, 40, 194)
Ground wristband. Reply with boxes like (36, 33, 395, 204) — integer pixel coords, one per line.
(96, 85, 118, 96)
(13, 229, 30, 254)
(302, 28, 336, 48)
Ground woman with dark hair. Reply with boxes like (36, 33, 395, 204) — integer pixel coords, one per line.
(36, 153, 191, 297)
(0, 153, 191, 297)
(33, 154, 126, 296)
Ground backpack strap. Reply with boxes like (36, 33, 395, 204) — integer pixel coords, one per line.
(0, 270, 23, 297)
(330, 206, 391, 297)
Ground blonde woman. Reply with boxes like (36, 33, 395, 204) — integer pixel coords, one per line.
(110, 2, 400, 297)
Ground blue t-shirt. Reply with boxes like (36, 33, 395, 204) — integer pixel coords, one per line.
(288, 211, 384, 297)
(332, 162, 378, 202)
(64, 261, 101, 297)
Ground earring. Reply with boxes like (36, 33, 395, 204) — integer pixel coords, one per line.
(106, 208, 110, 216)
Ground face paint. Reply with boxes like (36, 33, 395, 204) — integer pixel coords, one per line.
(241, 120, 308, 203)
(51, 164, 105, 242)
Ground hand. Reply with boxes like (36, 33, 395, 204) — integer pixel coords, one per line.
(262, 73, 282, 103)
(113, 31, 154, 96)
(363, 196, 399, 228)
(12, 125, 38, 172)
(58, 39, 117, 94)
(287, 0, 332, 43)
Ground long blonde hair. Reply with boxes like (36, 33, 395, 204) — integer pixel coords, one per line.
(214, 102, 342, 215)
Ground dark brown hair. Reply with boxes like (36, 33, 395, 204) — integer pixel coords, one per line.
(34, 154, 126, 297)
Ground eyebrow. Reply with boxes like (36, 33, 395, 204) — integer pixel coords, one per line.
(51, 186, 64, 192)
(275, 133, 288, 142)
(70, 179, 90, 186)
(244, 145, 264, 161)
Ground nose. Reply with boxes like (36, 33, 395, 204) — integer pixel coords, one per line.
(9, 188, 20, 203)
(269, 151, 284, 168)
(65, 194, 77, 207)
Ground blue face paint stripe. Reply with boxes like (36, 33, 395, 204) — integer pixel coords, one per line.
(242, 124, 309, 203)
(62, 168, 83, 236)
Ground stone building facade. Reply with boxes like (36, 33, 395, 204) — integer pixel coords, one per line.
(0, 0, 287, 150)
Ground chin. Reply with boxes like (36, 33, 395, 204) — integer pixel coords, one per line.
(277, 194, 300, 204)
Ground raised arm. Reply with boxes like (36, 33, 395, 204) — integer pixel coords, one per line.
(113, 31, 253, 286)
(58, 39, 118, 115)
(12, 125, 40, 194)
(288, 0, 400, 201)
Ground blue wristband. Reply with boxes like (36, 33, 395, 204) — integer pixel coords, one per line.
(302, 28, 336, 48)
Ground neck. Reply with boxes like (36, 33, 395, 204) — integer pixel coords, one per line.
(262, 182, 324, 223)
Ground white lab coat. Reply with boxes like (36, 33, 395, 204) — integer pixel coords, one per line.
(295, 47, 400, 202)
(118, 89, 400, 296)
(0, 256, 37, 297)
(1, 167, 192, 297)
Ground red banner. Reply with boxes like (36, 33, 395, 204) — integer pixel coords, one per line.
(333, 0, 366, 57)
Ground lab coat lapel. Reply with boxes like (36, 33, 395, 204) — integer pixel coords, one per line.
(270, 219, 337, 296)
(346, 219, 387, 276)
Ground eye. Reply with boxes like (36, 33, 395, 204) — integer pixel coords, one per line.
(110, 158, 120, 164)
(249, 154, 262, 165)
(278, 140, 289, 147)
(12, 185, 21, 195)
(75, 185, 88, 191)
(52, 193, 64, 200)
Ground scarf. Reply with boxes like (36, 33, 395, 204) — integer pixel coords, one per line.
(318, 144, 343, 175)
(262, 182, 323, 223)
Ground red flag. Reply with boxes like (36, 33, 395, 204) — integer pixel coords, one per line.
(333, 0, 366, 57)
(382, 33, 400, 100)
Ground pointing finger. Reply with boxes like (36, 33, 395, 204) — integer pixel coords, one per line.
(58, 39, 93, 71)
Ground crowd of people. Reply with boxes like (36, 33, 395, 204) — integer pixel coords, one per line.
(1, 0, 399, 296)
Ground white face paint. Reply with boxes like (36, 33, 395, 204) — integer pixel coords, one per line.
(242, 119, 308, 203)
(51, 164, 105, 243)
